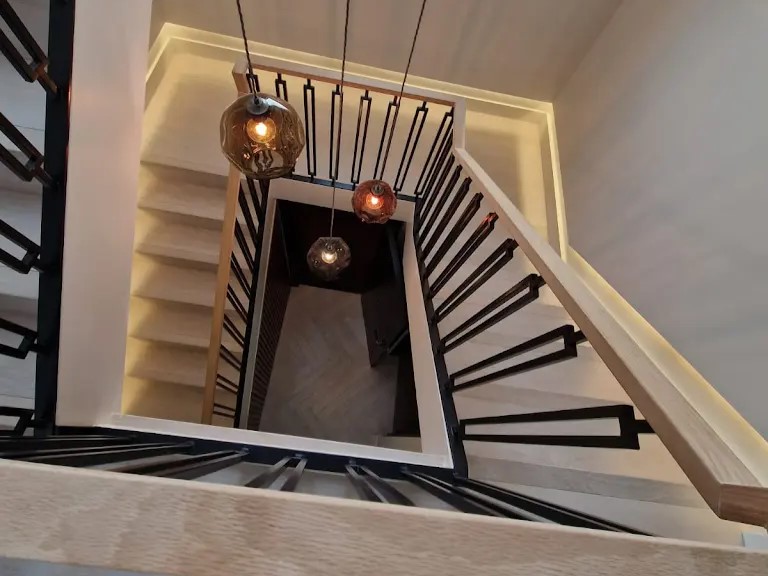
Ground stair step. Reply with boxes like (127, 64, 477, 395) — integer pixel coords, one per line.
(131, 255, 247, 311)
(138, 163, 228, 224)
(126, 338, 240, 388)
(0, 266, 38, 301)
(445, 339, 631, 403)
(128, 298, 244, 350)
(134, 212, 221, 265)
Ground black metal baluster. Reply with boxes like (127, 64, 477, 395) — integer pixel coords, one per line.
(275, 72, 288, 100)
(394, 101, 428, 193)
(302, 79, 317, 179)
(0, 111, 52, 185)
(454, 478, 649, 534)
(245, 177, 265, 225)
(233, 222, 255, 273)
(373, 96, 398, 179)
(0, 316, 39, 359)
(247, 72, 260, 92)
(414, 109, 451, 197)
(420, 174, 469, 256)
(403, 472, 498, 516)
(358, 466, 414, 506)
(0, 219, 41, 273)
(459, 405, 648, 450)
(416, 118, 453, 220)
(216, 373, 239, 395)
(222, 314, 246, 349)
(219, 346, 242, 371)
(8, 442, 194, 467)
(351, 90, 372, 185)
(429, 213, 498, 296)
(424, 192, 482, 276)
(230, 254, 252, 300)
(329, 84, 342, 181)
(0, 0, 57, 94)
(432, 239, 517, 318)
(441, 274, 545, 352)
(114, 450, 246, 479)
(346, 464, 383, 502)
(274, 457, 307, 491)
(409, 473, 535, 521)
(213, 403, 237, 419)
(226, 286, 248, 323)
(0, 435, 130, 450)
(417, 163, 461, 249)
(451, 326, 578, 391)
(238, 186, 260, 243)
(245, 456, 295, 488)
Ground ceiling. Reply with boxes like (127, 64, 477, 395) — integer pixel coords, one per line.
(150, 0, 621, 102)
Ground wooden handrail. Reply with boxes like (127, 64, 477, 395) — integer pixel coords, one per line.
(1, 460, 766, 574)
(201, 165, 242, 424)
(453, 146, 768, 526)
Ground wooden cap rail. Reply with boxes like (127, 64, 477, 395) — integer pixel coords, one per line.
(0, 460, 766, 575)
(453, 147, 768, 527)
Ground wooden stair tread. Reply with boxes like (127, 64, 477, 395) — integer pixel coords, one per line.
(131, 256, 246, 311)
(135, 217, 221, 265)
(129, 299, 243, 350)
(138, 163, 227, 223)
(126, 338, 240, 388)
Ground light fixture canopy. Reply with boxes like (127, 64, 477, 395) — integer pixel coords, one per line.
(307, 237, 351, 281)
(352, 179, 397, 224)
(220, 92, 305, 179)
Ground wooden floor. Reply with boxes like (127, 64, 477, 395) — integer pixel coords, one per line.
(259, 286, 398, 446)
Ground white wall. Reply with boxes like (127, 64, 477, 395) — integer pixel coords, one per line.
(55, 0, 152, 426)
(555, 0, 768, 439)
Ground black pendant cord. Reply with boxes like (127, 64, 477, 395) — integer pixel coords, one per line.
(380, 0, 427, 180)
(329, 0, 351, 238)
(236, 0, 256, 95)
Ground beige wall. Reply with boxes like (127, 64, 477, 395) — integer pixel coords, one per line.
(555, 0, 768, 439)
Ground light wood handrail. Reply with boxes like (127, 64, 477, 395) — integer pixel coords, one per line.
(201, 165, 242, 424)
(453, 146, 768, 526)
(1, 459, 766, 575)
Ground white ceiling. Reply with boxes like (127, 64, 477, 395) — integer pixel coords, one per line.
(150, 0, 621, 102)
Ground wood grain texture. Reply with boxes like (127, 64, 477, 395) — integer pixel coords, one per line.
(202, 166, 242, 424)
(0, 460, 766, 576)
(454, 147, 768, 525)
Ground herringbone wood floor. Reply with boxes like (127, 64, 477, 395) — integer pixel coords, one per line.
(258, 286, 398, 445)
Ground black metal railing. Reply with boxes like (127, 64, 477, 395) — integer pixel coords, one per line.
(0, 0, 75, 431)
(246, 69, 452, 200)
(409, 122, 660, 470)
(211, 178, 270, 426)
(0, 423, 648, 534)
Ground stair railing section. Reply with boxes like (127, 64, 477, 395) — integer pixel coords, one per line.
(202, 165, 270, 426)
(0, 0, 75, 430)
(412, 126, 768, 525)
(232, 58, 458, 197)
(0, 423, 648, 535)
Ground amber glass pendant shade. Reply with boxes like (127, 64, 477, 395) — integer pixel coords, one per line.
(307, 237, 351, 281)
(352, 180, 397, 224)
(220, 93, 305, 179)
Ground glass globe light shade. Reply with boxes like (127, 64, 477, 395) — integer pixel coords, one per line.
(352, 179, 397, 223)
(220, 93, 305, 179)
(307, 236, 351, 281)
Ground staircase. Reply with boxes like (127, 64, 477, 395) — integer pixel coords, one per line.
(122, 163, 241, 422)
(1, 2, 768, 573)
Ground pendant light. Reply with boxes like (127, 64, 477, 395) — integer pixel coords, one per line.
(351, 0, 427, 224)
(307, 0, 352, 281)
(220, 0, 305, 179)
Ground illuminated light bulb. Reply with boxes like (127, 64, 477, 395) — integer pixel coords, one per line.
(352, 179, 397, 224)
(321, 249, 338, 264)
(366, 194, 381, 208)
(307, 237, 351, 281)
(220, 92, 305, 179)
